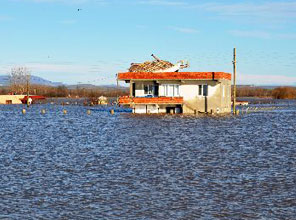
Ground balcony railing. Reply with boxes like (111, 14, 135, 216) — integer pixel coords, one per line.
(118, 96, 184, 105)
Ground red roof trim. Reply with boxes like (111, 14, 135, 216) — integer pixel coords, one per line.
(118, 72, 231, 81)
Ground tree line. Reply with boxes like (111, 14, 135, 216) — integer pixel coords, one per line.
(1, 84, 296, 99)
(236, 86, 296, 99)
(0, 84, 129, 98)
(2, 84, 295, 99)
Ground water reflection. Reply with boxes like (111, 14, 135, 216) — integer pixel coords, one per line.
(0, 100, 295, 219)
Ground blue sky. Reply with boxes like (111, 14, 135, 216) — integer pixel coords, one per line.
(0, 0, 296, 85)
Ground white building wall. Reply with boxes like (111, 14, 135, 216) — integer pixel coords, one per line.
(134, 105, 146, 113)
(147, 105, 158, 113)
(133, 81, 222, 99)
(159, 85, 165, 96)
(158, 108, 166, 113)
(180, 85, 198, 100)
(208, 84, 218, 97)
(135, 89, 144, 97)
(0, 95, 25, 104)
(180, 83, 218, 101)
(134, 104, 160, 113)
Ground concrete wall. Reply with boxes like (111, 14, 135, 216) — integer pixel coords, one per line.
(181, 80, 231, 114)
(133, 104, 164, 114)
(0, 95, 25, 104)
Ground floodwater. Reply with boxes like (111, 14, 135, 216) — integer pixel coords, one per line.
(0, 100, 295, 219)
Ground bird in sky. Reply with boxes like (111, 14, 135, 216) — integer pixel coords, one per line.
(78, 9, 82, 11)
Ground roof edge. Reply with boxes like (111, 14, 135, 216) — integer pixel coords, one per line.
(118, 72, 231, 81)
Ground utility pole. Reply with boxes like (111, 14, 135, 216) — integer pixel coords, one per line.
(116, 74, 119, 105)
(233, 48, 237, 115)
(26, 74, 30, 107)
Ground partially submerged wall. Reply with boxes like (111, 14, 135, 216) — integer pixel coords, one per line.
(0, 95, 25, 104)
(181, 80, 231, 114)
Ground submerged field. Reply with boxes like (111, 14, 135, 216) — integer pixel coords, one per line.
(0, 100, 295, 219)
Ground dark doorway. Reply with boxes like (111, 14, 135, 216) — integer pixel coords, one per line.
(176, 105, 183, 114)
(132, 83, 136, 97)
(166, 107, 175, 114)
(154, 83, 159, 96)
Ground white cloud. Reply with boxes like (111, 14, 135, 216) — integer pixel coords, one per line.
(229, 30, 296, 40)
(238, 73, 296, 86)
(138, 0, 187, 6)
(0, 15, 13, 22)
(276, 33, 296, 40)
(137, 0, 296, 20)
(0, 62, 119, 85)
(229, 30, 271, 39)
(0, 63, 87, 74)
(195, 2, 296, 18)
(14, 0, 107, 4)
(169, 26, 198, 34)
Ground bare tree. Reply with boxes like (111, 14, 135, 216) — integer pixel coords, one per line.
(9, 67, 31, 95)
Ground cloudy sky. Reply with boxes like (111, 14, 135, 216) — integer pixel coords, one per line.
(0, 0, 296, 85)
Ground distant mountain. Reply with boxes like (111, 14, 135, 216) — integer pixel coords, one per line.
(0, 75, 10, 86)
(0, 75, 63, 87)
(31, 75, 63, 86)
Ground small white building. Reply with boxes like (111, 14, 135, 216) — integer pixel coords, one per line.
(118, 72, 232, 114)
(0, 95, 25, 104)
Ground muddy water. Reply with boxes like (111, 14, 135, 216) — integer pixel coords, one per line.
(0, 100, 295, 219)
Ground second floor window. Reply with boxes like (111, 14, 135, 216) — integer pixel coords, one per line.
(198, 84, 208, 97)
(163, 84, 180, 97)
(198, 85, 202, 95)
(203, 85, 208, 96)
(144, 84, 154, 95)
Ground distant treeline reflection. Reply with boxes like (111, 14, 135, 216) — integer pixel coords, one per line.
(236, 86, 296, 99)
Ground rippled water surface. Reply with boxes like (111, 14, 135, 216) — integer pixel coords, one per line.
(0, 101, 296, 219)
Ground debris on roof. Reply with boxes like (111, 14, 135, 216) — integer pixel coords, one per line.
(128, 54, 188, 73)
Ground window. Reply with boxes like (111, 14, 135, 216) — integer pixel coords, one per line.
(203, 85, 208, 96)
(198, 85, 202, 95)
(163, 84, 180, 97)
(198, 84, 208, 96)
(175, 85, 180, 96)
(144, 84, 154, 95)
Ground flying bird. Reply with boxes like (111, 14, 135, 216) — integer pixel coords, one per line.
(78, 9, 82, 11)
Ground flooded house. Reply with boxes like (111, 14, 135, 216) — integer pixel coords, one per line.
(118, 55, 232, 114)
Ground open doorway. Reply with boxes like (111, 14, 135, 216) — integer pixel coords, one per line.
(166, 105, 182, 114)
